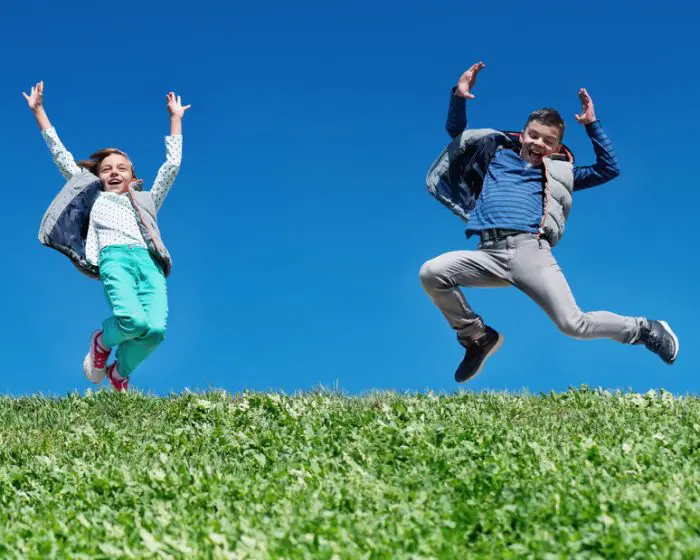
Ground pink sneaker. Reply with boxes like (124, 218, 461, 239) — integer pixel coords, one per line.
(106, 363, 129, 392)
(82, 330, 111, 383)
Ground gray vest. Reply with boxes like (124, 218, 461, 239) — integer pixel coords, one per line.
(539, 155, 574, 246)
(128, 187, 172, 276)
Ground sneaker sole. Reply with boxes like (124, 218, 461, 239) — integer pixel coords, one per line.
(83, 331, 106, 384)
(456, 333, 505, 383)
(658, 320, 679, 364)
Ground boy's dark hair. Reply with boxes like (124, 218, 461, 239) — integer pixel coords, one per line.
(524, 108, 565, 142)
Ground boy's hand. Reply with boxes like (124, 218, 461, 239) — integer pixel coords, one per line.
(22, 81, 44, 112)
(456, 61, 485, 99)
(167, 92, 191, 119)
(575, 88, 597, 125)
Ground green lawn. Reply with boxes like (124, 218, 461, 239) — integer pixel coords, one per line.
(0, 388, 698, 558)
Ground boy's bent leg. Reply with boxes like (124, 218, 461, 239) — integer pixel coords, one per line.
(419, 249, 510, 342)
(115, 252, 168, 377)
(512, 237, 643, 343)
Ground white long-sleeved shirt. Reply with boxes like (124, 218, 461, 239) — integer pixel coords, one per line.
(41, 127, 182, 265)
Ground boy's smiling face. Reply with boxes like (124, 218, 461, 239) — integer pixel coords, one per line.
(519, 121, 562, 166)
(98, 154, 134, 194)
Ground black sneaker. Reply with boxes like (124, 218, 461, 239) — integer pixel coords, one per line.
(455, 326, 504, 383)
(637, 319, 679, 364)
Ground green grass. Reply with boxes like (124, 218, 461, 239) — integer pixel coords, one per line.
(0, 388, 699, 559)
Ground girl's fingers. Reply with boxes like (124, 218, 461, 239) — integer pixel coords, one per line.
(183, 104, 192, 111)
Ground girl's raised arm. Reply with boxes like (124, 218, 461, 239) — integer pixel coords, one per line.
(23, 81, 81, 180)
(150, 92, 190, 212)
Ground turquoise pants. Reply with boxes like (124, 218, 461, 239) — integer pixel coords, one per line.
(99, 246, 168, 377)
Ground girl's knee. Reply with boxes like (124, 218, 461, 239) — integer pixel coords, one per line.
(146, 324, 167, 345)
(117, 314, 149, 337)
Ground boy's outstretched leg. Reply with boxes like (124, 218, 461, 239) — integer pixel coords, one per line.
(510, 235, 679, 362)
(420, 248, 510, 381)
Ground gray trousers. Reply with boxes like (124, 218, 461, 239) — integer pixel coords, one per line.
(419, 233, 642, 344)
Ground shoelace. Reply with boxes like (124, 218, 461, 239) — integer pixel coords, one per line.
(107, 365, 128, 392)
(94, 338, 111, 369)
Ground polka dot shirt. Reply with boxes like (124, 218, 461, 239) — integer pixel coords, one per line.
(42, 128, 182, 265)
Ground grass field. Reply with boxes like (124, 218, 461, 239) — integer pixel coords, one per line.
(1, 388, 698, 558)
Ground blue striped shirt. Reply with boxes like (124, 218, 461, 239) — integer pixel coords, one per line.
(466, 149, 544, 234)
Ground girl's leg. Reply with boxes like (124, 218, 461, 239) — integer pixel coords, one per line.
(114, 251, 168, 377)
(100, 247, 149, 350)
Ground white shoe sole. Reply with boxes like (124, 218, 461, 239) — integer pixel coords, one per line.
(83, 331, 106, 384)
(659, 320, 679, 363)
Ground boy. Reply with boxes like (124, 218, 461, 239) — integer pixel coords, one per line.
(420, 62, 678, 382)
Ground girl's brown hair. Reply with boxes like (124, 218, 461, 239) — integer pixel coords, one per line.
(77, 148, 144, 190)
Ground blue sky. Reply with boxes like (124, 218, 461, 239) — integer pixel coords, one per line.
(1, 0, 698, 396)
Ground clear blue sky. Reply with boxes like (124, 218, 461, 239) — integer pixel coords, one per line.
(1, 0, 698, 396)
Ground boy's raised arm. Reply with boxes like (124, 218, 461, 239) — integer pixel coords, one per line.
(572, 88, 621, 191)
(446, 61, 485, 138)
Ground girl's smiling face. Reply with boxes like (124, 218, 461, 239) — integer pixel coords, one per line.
(98, 153, 134, 194)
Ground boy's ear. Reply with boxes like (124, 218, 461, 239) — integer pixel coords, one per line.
(519, 130, 525, 144)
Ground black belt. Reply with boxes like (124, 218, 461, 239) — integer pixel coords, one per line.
(479, 229, 526, 242)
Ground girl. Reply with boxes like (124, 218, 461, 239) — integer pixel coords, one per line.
(24, 81, 190, 392)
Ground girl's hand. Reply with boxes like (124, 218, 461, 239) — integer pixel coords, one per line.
(167, 92, 191, 119)
(22, 81, 44, 112)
